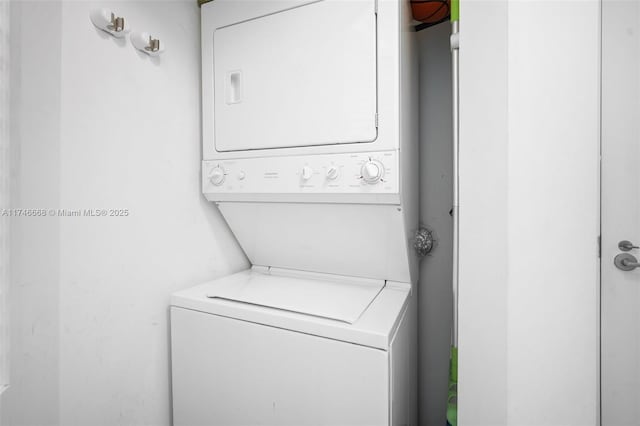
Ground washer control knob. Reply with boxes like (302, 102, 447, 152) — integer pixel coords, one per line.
(237, 171, 246, 181)
(208, 166, 226, 186)
(361, 160, 384, 184)
(326, 166, 339, 180)
(301, 166, 314, 181)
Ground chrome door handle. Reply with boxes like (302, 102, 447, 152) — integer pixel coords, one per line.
(618, 240, 639, 251)
(614, 253, 640, 271)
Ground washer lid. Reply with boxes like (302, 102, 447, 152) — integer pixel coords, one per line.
(205, 268, 384, 324)
(172, 268, 411, 349)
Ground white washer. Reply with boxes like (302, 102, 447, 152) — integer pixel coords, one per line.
(171, 0, 419, 424)
(171, 267, 415, 425)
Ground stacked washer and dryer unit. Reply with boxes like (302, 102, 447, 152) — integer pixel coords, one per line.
(170, 0, 419, 424)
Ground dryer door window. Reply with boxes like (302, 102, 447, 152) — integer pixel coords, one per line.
(213, 0, 378, 152)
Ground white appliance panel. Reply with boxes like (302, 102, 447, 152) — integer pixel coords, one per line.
(202, 150, 399, 201)
(206, 268, 384, 323)
(171, 307, 389, 426)
(218, 203, 413, 283)
(213, 0, 377, 152)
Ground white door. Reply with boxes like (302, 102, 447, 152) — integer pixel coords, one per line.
(213, 0, 378, 152)
(602, 1, 640, 424)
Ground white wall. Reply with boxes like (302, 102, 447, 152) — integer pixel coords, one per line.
(457, 2, 508, 423)
(458, 1, 601, 425)
(2, 3, 63, 424)
(2, 2, 247, 425)
(0, 0, 11, 396)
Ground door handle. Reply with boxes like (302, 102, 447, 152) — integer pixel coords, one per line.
(614, 253, 640, 271)
(226, 70, 242, 104)
(618, 240, 639, 251)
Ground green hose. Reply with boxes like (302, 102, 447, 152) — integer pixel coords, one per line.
(451, 0, 459, 22)
(447, 346, 458, 426)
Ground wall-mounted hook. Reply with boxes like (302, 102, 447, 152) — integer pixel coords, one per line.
(109, 14, 125, 32)
(90, 9, 130, 38)
(146, 37, 160, 52)
(131, 32, 165, 57)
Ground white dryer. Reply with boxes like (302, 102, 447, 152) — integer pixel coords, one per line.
(171, 0, 419, 424)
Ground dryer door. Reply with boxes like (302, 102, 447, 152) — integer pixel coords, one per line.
(213, 0, 378, 152)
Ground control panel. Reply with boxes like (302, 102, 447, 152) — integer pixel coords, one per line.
(202, 150, 399, 196)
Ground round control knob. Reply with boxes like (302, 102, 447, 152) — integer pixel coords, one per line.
(326, 166, 339, 180)
(208, 166, 226, 186)
(361, 160, 384, 184)
(301, 166, 314, 181)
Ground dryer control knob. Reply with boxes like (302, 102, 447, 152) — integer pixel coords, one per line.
(301, 166, 314, 181)
(361, 160, 384, 184)
(208, 166, 226, 186)
(326, 166, 339, 180)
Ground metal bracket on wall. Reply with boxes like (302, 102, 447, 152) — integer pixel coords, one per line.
(89, 9, 130, 38)
(130, 32, 165, 56)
